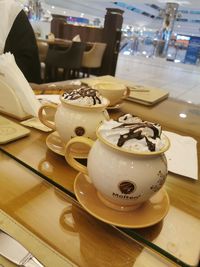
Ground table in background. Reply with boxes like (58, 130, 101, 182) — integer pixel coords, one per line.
(37, 38, 93, 50)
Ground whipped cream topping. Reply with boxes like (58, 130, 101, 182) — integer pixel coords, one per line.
(62, 85, 108, 106)
(99, 114, 165, 152)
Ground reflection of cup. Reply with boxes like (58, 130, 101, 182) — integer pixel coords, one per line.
(59, 205, 139, 267)
(65, 120, 170, 211)
(92, 82, 130, 106)
(38, 96, 110, 147)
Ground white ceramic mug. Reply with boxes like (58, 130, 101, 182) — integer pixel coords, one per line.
(92, 82, 130, 107)
(38, 96, 110, 154)
(65, 126, 170, 211)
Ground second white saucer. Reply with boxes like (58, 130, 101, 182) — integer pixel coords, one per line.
(46, 131, 89, 159)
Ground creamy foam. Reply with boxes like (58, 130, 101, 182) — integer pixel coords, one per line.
(99, 114, 165, 152)
(62, 85, 108, 106)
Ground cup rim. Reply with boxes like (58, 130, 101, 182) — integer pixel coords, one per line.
(60, 95, 110, 109)
(96, 129, 170, 156)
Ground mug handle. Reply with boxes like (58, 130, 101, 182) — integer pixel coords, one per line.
(122, 86, 130, 99)
(65, 136, 94, 174)
(38, 104, 57, 130)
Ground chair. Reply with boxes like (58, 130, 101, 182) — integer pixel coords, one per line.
(37, 41, 49, 82)
(37, 41, 49, 62)
(81, 42, 107, 77)
(45, 42, 86, 82)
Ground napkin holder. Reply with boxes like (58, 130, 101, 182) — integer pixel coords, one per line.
(0, 78, 31, 120)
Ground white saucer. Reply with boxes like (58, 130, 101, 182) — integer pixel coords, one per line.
(46, 131, 89, 158)
(46, 131, 65, 156)
(74, 172, 170, 228)
(107, 103, 123, 110)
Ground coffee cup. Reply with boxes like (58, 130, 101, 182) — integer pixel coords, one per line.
(65, 116, 170, 211)
(92, 82, 130, 107)
(38, 87, 110, 155)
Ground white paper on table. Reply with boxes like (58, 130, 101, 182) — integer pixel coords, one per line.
(36, 94, 61, 104)
(0, 53, 41, 117)
(163, 130, 198, 180)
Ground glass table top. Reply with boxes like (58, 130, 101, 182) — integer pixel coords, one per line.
(0, 95, 200, 266)
(0, 150, 181, 267)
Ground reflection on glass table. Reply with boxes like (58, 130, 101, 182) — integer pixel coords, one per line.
(0, 82, 200, 266)
(0, 150, 181, 267)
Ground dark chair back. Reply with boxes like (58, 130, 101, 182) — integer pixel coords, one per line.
(45, 42, 86, 81)
(45, 42, 85, 68)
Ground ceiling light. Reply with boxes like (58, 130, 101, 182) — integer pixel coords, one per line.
(158, 0, 190, 4)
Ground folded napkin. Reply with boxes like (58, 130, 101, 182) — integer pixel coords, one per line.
(0, 53, 41, 117)
(163, 131, 198, 180)
(72, 34, 81, 42)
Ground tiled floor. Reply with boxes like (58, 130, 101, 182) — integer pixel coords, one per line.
(115, 54, 200, 106)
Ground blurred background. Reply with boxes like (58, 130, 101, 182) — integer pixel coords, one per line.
(19, 0, 200, 65)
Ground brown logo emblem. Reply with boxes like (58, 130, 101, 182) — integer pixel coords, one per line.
(119, 181, 136, 194)
(74, 126, 85, 136)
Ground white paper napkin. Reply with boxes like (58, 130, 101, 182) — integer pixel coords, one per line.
(36, 94, 61, 104)
(163, 131, 198, 180)
(0, 53, 41, 117)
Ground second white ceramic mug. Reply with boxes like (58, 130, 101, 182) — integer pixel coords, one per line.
(92, 82, 130, 106)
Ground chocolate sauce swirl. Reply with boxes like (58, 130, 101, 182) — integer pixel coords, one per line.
(115, 122, 160, 151)
(62, 86, 102, 105)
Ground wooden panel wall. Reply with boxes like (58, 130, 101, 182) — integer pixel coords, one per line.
(60, 23, 103, 43)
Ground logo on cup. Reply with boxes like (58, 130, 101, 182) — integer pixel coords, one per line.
(75, 126, 85, 136)
(118, 181, 136, 194)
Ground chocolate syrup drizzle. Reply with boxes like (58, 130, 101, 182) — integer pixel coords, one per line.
(63, 86, 102, 105)
(114, 122, 160, 151)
